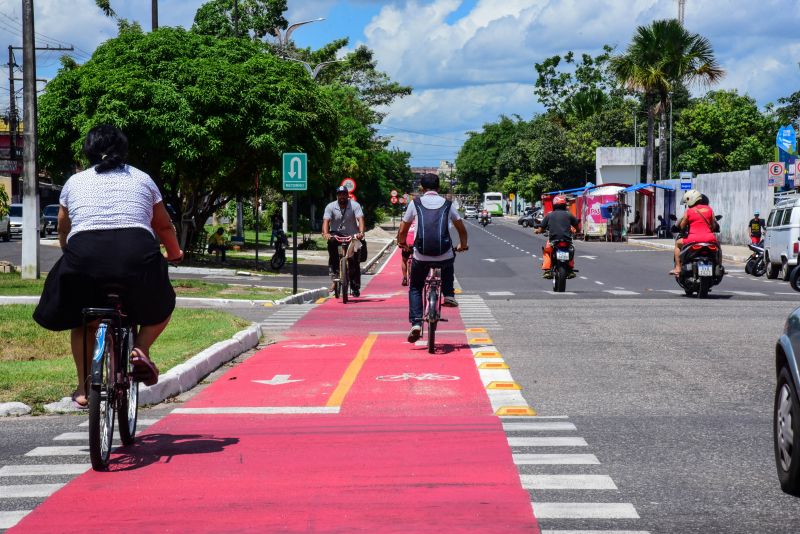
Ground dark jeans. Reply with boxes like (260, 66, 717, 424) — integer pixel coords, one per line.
(409, 257, 455, 325)
(208, 244, 226, 261)
(327, 238, 361, 289)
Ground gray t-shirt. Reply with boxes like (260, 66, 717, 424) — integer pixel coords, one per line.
(323, 200, 364, 235)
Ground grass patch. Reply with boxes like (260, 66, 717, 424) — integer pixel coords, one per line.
(0, 272, 292, 300)
(0, 305, 251, 412)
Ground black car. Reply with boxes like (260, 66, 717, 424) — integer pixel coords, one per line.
(517, 207, 540, 228)
(42, 204, 59, 235)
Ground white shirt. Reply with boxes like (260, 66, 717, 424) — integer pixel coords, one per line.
(402, 191, 461, 261)
(60, 164, 163, 242)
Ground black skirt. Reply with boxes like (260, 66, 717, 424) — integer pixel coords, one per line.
(33, 228, 176, 331)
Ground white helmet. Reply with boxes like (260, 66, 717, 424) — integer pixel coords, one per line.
(681, 189, 702, 207)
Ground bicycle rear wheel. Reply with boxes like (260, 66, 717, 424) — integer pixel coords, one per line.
(427, 286, 439, 354)
(341, 256, 349, 304)
(89, 325, 116, 471)
(117, 327, 138, 446)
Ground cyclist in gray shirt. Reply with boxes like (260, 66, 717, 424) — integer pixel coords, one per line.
(322, 186, 366, 296)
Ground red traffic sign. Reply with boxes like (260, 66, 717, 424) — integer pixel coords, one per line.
(390, 189, 398, 197)
(340, 178, 357, 193)
(769, 162, 785, 177)
(390, 196, 399, 204)
(348, 193, 356, 201)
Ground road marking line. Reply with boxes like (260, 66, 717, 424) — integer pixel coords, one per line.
(508, 437, 587, 447)
(532, 502, 640, 519)
(496, 406, 537, 416)
(579, 276, 588, 280)
(513, 453, 599, 465)
(172, 407, 340, 415)
(540, 531, 650, 534)
(25, 446, 89, 456)
(0, 484, 65, 498)
(0, 464, 89, 476)
(724, 291, 766, 296)
(594, 281, 605, 285)
(521, 474, 617, 490)
(500, 415, 569, 420)
(0, 511, 30, 529)
(487, 291, 514, 296)
(503, 422, 577, 431)
(326, 334, 378, 407)
(604, 290, 640, 296)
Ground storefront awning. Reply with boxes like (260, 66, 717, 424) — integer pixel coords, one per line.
(622, 183, 675, 193)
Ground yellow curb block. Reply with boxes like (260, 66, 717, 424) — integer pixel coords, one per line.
(496, 406, 537, 416)
(315, 297, 327, 304)
(262, 302, 274, 307)
(469, 337, 493, 344)
(474, 351, 501, 359)
(479, 362, 509, 369)
(487, 381, 522, 390)
(454, 288, 463, 294)
(465, 327, 487, 333)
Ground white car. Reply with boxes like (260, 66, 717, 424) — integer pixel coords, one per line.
(8, 203, 46, 239)
(765, 197, 800, 280)
(463, 206, 478, 219)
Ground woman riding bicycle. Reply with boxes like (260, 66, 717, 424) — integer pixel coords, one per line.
(33, 125, 183, 408)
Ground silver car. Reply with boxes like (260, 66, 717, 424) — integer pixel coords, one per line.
(0, 210, 9, 241)
(8, 203, 45, 239)
(775, 308, 800, 495)
(463, 206, 478, 219)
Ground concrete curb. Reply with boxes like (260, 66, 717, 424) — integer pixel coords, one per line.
(137, 323, 262, 406)
(0, 293, 326, 307)
(364, 239, 396, 272)
(628, 238, 750, 263)
(274, 286, 329, 305)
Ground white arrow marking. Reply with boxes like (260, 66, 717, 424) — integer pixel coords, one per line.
(253, 375, 304, 386)
(579, 255, 597, 260)
(483, 258, 497, 263)
(289, 157, 303, 179)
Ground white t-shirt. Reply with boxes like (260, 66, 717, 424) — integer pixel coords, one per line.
(59, 164, 163, 242)
(402, 191, 461, 261)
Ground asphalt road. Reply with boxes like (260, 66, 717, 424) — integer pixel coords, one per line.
(455, 216, 800, 533)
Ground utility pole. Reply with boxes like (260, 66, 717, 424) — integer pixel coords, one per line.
(151, 0, 158, 30)
(677, 0, 686, 25)
(233, 0, 244, 241)
(20, 0, 37, 279)
(8, 46, 18, 171)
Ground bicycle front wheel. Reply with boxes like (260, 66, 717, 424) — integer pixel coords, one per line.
(117, 328, 138, 446)
(89, 325, 116, 471)
(341, 256, 349, 304)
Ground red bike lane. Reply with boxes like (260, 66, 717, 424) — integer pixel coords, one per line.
(13, 249, 539, 533)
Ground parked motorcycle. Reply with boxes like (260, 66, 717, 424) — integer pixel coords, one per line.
(550, 239, 576, 293)
(671, 215, 725, 298)
(270, 228, 289, 270)
(745, 239, 767, 277)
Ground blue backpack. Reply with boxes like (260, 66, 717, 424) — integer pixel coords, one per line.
(413, 197, 452, 256)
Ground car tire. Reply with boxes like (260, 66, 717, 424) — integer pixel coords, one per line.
(767, 254, 780, 279)
(781, 259, 792, 281)
(775, 367, 800, 495)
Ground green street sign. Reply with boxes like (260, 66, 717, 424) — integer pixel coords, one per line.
(282, 153, 307, 191)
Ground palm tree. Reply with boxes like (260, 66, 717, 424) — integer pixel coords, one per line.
(611, 19, 724, 181)
(95, 1, 159, 30)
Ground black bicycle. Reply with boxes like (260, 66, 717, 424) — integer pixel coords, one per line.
(421, 267, 444, 353)
(83, 285, 139, 471)
(331, 234, 359, 303)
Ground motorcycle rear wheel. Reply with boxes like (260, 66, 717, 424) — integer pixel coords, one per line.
(698, 277, 711, 298)
(554, 265, 567, 293)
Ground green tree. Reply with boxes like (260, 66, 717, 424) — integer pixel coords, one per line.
(611, 19, 724, 181)
(0, 184, 8, 217)
(192, 0, 287, 39)
(455, 116, 521, 194)
(674, 90, 775, 173)
(38, 25, 339, 246)
(775, 90, 800, 128)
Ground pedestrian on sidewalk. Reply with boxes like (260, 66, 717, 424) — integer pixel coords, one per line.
(269, 210, 283, 247)
(397, 174, 468, 343)
(322, 186, 366, 297)
(207, 227, 227, 262)
(749, 210, 766, 245)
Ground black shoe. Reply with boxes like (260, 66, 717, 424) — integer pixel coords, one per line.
(567, 271, 576, 279)
(407, 324, 422, 343)
(542, 271, 553, 279)
(351, 288, 360, 297)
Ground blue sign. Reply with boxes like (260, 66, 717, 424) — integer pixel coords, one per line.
(777, 125, 797, 155)
(679, 172, 693, 190)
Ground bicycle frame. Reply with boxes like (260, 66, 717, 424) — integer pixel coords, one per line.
(422, 267, 443, 353)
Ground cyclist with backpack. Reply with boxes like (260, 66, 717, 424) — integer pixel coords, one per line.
(396, 175, 468, 343)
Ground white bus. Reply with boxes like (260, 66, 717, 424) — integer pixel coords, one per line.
(482, 192, 504, 216)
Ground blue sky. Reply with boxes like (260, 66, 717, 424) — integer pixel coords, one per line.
(0, 0, 798, 167)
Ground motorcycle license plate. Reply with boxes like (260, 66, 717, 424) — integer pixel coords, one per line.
(698, 263, 713, 277)
(556, 251, 570, 261)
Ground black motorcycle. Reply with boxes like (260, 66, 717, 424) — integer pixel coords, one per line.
(550, 239, 576, 293)
(745, 240, 767, 277)
(270, 228, 289, 270)
(671, 215, 725, 298)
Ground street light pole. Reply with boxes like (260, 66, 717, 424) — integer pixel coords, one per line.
(21, 0, 39, 279)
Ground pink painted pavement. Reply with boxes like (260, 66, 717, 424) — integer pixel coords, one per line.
(13, 247, 539, 533)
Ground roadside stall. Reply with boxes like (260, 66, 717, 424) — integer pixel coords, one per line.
(619, 183, 676, 236)
(580, 184, 628, 241)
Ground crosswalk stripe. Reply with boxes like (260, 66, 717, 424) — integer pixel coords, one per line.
(26, 446, 90, 456)
(521, 474, 617, 490)
(0, 511, 30, 529)
(513, 453, 599, 465)
(0, 464, 89, 476)
(503, 422, 577, 431)
(79, 418, 159, 428)
(508, 437, 587, 447)
(532, 502, 640, 519)
(541, 530, 649, 534)
(0, 483, 65, 498)
(604, 290, 640, 296)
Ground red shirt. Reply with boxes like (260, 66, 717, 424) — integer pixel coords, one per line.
(685, 206, 717, 244)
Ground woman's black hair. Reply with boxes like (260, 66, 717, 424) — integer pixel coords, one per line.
(82, 124, 128, 173)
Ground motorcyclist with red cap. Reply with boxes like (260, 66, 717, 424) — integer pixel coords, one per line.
(535, 195, 579, 279)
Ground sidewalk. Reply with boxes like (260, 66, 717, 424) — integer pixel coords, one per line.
(12, 246, 540, 532)
(628, 236, 751, 263)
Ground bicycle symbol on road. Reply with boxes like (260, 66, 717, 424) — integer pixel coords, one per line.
(376, 373, 461, 381)
(282, 343, 346, 349)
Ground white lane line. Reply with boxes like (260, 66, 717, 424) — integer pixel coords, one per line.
(540, 530, 649, 534)
(508, 437, 587, 447)
(500, 415, 569, 420)
(0, 483, 65, 498)
(532, 502, 640, 519)
(26, 446, 89, 457)
(543, 291, 577, 296)
(503, 422, 577, 432)
(579, 276, 588, 280)
(604, 290, 640, 296)
(594, 281, 605, 285)
(513, 453, 599, 465)
(724, 291, 766, 296)
(0, 464, 89, 476)
(172, 406, 340, 415)
(521, 475, 617, 490)
(657, 289, 684, 294)
(0, 511, 30, 529)
(776, 292, 798, 295)
(487, 291, 514, 296)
